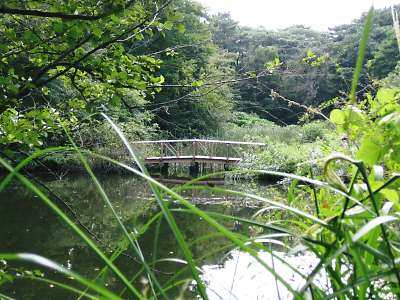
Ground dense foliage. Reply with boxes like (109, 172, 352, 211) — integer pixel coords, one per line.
(0, 0, 175, 150)
(210, 7, 400, 124)
(1, 1, 400, 149)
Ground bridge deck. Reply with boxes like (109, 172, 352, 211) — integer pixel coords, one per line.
(145, 155, 241, 164)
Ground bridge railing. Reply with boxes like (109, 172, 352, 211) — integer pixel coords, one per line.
(131, 139, 266, 161)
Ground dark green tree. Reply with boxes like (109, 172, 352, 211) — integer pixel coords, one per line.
(136, 0, 236, 137)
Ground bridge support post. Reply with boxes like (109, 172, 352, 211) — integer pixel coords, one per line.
(189, 162, 199, 177)
(161, 163, 169, 176)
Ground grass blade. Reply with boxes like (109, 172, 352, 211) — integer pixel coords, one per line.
(63, 125, 164, 299)
(0, 253, 122, 300)
(76, 150, 303, 298)
(0, 157, 141, 298)
(350, 6, 374, 103)
(102, 113, 209, 299)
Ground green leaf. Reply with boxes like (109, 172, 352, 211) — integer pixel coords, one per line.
(352, 215, 398, 242)
(110, 95, 121, 106)
(163, 21, 173, 30)
(330, 109, 345, 125)
(92, 27, 102, 38)
(177, 23, 186, 33)
(346, 106, 365, 125)
(191, 80, 204, 87)
(376, 88, 397, 105)
(379, 189, 399, 203)
(42, 87, 50, 96)
(356, 137, 382, 166)
(134, 81, 147, 90)
(167, 13, 183, 22)
(150, 75, 164, 84)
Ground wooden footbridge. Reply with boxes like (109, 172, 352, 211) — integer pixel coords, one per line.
(131, 139, 265, 175)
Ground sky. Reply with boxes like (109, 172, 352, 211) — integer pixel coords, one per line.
(196, 0, 400, 31)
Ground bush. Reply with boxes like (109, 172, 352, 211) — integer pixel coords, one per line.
(243, 142, 320, 174)
(301, 121, 329, 142)
(31, 118, 160, 173)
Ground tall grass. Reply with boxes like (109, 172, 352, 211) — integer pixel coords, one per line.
(1, 5, 400, 300)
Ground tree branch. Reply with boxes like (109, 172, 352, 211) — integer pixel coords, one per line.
(32, 34, 93, 85)
(34, 0, 173, 89)
(147, 72, 270, 88)
(0, 6, 105, 20)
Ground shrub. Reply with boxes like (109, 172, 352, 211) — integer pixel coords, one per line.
(301, 121, 329, 142)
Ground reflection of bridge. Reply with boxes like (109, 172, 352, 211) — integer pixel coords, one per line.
(131, 139, 265, 175)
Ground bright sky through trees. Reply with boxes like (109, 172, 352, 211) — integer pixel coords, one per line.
(197, 0, 400, 30)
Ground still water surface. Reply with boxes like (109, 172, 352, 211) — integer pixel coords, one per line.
(0, 174, 316, 299)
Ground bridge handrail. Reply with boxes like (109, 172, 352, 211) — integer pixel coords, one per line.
(131, 139, 266, 146)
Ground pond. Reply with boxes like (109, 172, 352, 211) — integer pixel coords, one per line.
(0, 174, 317, 299)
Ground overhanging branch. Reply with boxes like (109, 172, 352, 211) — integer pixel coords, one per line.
(0, 6, 105, 20)
(34, 0, 173, 89)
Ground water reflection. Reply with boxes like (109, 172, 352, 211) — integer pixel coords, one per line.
(203, 250, 323, 300)
(1, 174, 299, 299)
